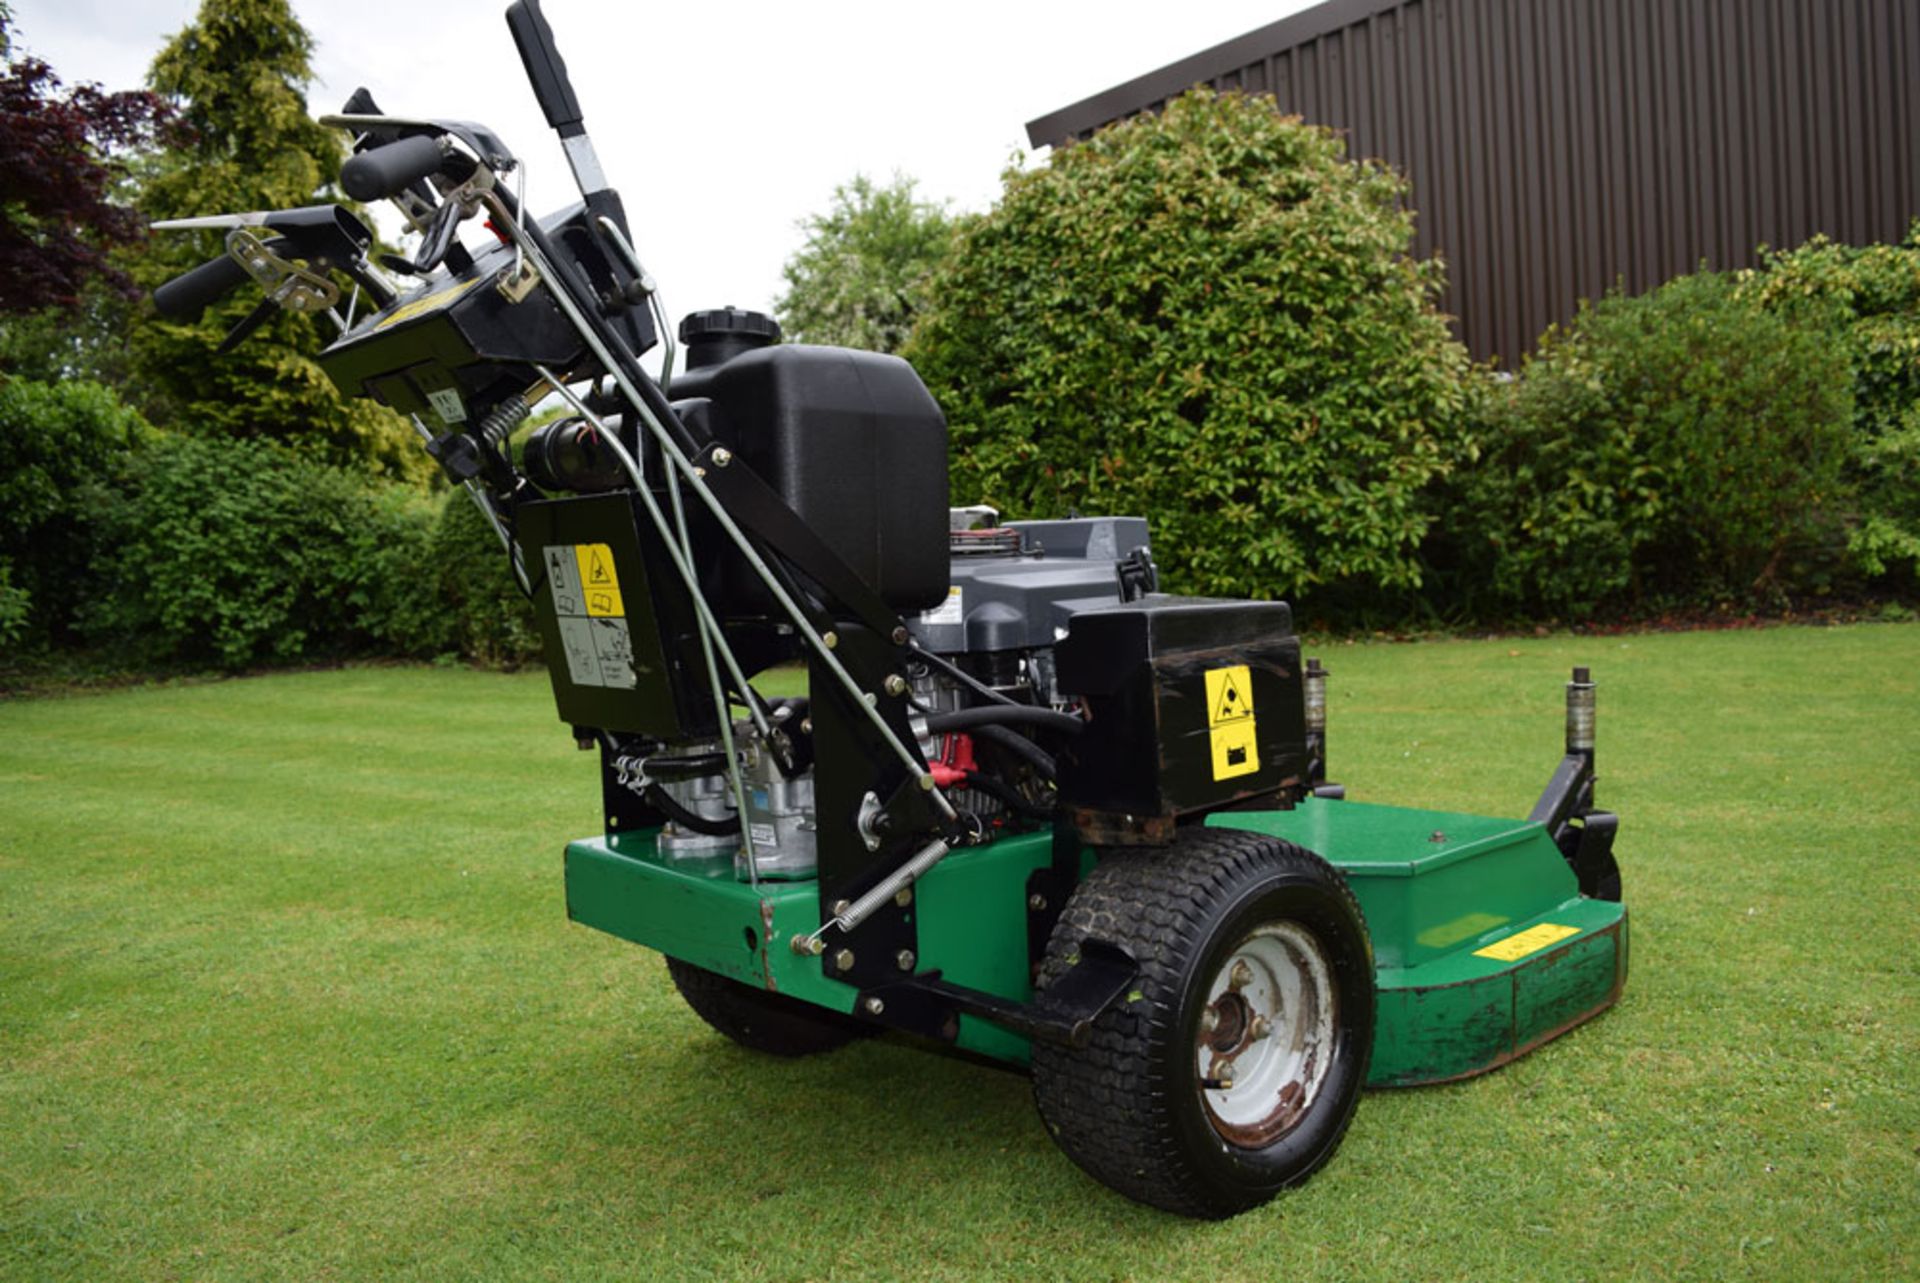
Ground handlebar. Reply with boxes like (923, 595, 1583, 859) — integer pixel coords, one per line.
(341, 134, 449, 202)
(506, 0, 584, 136)
(153, 252, 251, 322)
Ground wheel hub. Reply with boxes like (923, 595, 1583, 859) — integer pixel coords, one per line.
(1196, 921, 1336, 1147)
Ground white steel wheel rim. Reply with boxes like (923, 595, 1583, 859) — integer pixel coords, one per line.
(1195, 921, 1337, 1147)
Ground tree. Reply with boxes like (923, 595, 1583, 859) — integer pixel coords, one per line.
(0, 17, 173, 314)
(130, 0, 427, 481)
(907, 91, 1472, 607)
(774, 173, 954, 354)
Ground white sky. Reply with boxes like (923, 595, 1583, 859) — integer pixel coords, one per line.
(10, 0, 1309, 327)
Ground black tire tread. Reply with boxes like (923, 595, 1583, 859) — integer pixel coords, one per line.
(1031, 826, 1372, 1217)
(664, 956, 873, 1057)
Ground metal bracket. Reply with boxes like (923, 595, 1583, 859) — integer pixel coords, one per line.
(226, 228, 339, 314)
(858, 937, 1139, 1049)
(496, 256, 541, 304)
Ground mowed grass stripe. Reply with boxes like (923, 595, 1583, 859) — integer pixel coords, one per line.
(1, 626, 1914, 1281)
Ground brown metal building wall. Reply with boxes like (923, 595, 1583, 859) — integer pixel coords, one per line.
(1024, 0, 1920, 365)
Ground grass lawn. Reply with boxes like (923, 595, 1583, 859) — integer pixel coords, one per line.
(2, 623, 1915, 1281)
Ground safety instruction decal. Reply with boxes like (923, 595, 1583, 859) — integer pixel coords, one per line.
(1205, 663, 1259, 781)
(544, 543, 636, 690)
(1473, 922, 1581, 962)
(920, 586, 963, 627)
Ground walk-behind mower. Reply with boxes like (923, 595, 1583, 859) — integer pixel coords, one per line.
(150, 1, 1627, 1217)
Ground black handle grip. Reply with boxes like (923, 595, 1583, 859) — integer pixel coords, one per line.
(341, 134, 448, 202)
(153, 252, 250, 322)
(506, 0, 584, 135)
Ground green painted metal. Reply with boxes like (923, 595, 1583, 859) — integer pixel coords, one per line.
(564, 796, 1626, 1086)
(1208, 798, 1627, 1085)
(564, 832, 854, 1014)
(563, 828, 1061, 1055)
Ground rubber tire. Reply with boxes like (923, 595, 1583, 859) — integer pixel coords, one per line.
(1031, 827, 1375, 1218)
(664, 957, 875, 1057)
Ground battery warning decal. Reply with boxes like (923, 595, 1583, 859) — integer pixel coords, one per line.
(1205, 664, 1259, 781)
(1473, 922, 1581, 961)
(544, 543, 636, 690)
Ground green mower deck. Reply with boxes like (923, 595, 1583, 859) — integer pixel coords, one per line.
(563, 796, 1627, 1086)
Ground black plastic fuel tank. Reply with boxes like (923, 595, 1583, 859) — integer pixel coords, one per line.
(670, 309, 949, 614)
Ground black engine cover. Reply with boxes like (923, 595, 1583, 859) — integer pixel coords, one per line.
(671, 345, 949, 613)
(1053, 597, 1309, 842)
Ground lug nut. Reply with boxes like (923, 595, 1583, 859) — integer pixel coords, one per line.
(1249, 1015, 1272, 1041)
(1229, 960, 1253, 990)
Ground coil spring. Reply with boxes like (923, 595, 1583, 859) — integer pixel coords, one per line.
(477, 397, 532, 452)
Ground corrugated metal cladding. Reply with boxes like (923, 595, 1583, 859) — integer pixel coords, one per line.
(1025, 0, 1920, 365)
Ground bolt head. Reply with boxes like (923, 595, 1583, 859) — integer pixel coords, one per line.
(831, 899, 851, 917)
(884, 674, 909, 696)
(1249, 1015, 1272, 1041)
(1027, 893, 1048, 912)
(891, 626, 910, 646)
(893, 887, 913, 908)
(862, 996, 885, 1016)
(833, 948, 856, 972)
(821, 630, 838, 650)
(1228, 960, 1253, 990)
(711, 446, 732, 467)
(895, 949, 916, 971)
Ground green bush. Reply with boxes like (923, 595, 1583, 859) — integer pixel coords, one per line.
(0, 377, 150, 653)
(0, 561, 28, 650)
(429, 489, 540, 669)
(907, 90, 1472, 606)
(84, 434, 442, 668)
(1435, 271, 1854, 617)
(1740, 222, 1920, 581)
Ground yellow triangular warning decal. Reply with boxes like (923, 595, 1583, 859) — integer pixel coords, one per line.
(587, 547, 615, 586)
(1206, 665, 1254, 726)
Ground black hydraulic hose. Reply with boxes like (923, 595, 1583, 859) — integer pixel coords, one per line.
(908, 641, 1020, 707)
(958, 770, 1054, 820)
(924, 704, 1086, 737)
(642, 782, 735, 836)
(968, 722, 1058, 781)
(642, 751, 729, 779)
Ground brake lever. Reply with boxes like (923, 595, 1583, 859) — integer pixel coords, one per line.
(411, 202, 463, 275)
(215, 297, 278, 356)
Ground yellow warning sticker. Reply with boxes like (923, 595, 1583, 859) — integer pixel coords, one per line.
(371, 273, 485, 331)
(1473, 922, 1581, 962)
(1210, 718, 1260, 780)
(575, 543, 625, 618)
(1205, 664, 1254, 726)
(1205, 664, 1258, 780)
